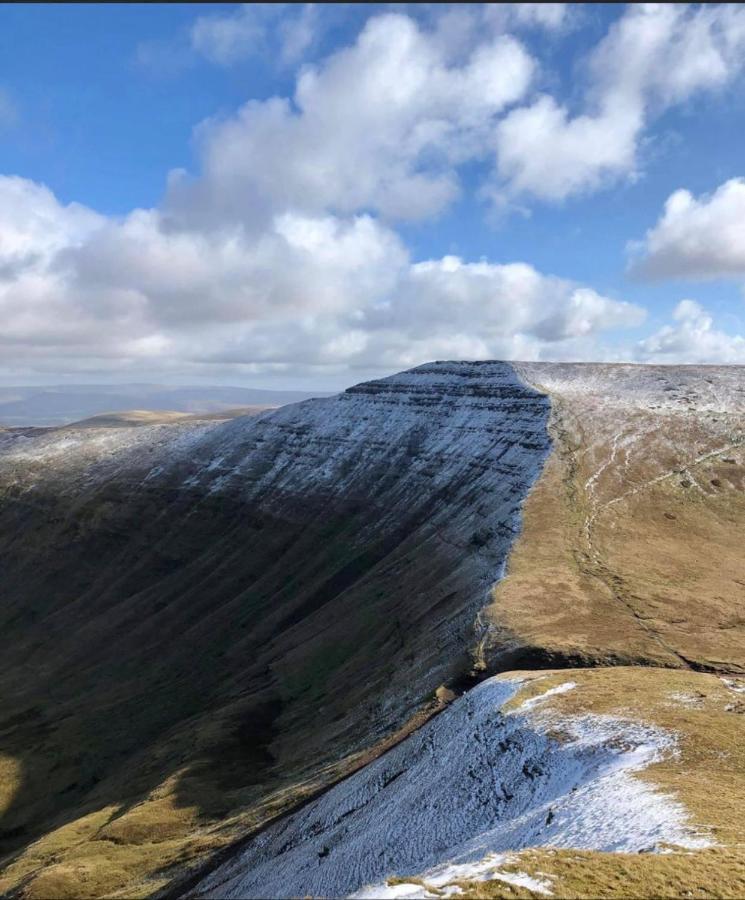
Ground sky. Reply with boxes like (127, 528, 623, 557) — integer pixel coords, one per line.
(1, 3, 745, 390)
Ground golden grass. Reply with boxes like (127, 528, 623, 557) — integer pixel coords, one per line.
(0, 755, 21, 818)
(482, 397, 745, 673)
(457, 847, 745, 899)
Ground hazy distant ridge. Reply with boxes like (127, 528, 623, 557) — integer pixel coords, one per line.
(0, 384, 334, 426)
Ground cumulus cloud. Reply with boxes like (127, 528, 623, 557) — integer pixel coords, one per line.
(636, 299, 745, 364)
(629, 178, 745, 280)
(0, 169, 647, 379)
(377, 256, 644, 340)
(169, 12, 535, 226)
(6, 5, 741, 382)
(0, 176, 103, 279)
(495, 95, 641, 202)
(152, 4, 745, 211)
(494, 4, 745, 201)
(163, 4, 745, 212)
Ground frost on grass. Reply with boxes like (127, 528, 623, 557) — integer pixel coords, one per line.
(197, 678, 710, 900)
(361, 855, 554, 898)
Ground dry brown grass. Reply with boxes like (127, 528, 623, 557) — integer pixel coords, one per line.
(482, 394, 745, 673)
(457, 847, 745, 899)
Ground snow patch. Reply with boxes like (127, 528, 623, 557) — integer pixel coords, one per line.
(722, 677, 745, 695)
(516, 681, 576, 712)
(667, 691, 704, 708)
(358, 854, 554, 898)
(196, 677, 710, 900)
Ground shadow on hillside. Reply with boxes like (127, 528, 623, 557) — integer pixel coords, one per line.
(0, 476, 482, 893)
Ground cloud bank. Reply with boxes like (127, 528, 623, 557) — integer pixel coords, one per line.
(0, 173, 645, 379)
(2, 5, 745, 382)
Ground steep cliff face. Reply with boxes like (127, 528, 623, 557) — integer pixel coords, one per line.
(0, 362, 551, 898)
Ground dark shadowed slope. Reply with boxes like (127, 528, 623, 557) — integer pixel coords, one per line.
(0, 362, 550, 898)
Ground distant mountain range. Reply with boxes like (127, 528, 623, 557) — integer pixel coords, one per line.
(0, 383, 335, 426)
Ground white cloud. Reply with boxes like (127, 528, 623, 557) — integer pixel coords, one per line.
(375, 255, 644, 340)
(0, 171, 646, 379)
(494, 4, 745, 201)
(0, 176, 103, 276)
(496, 4, 569, 32)
(637, 299, 745, 364)
(190, 4, 268, 65)
(169, 12, 535, 226)
(150, 4, 745, 212)
(8, 6, 743, 383)
(629, 178, 745, 280)
(190, 3, 323, 68)
(495, 94, 642, 202)
(277, 3, 319, 65)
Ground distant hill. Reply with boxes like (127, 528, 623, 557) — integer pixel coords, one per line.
(0, 384, 335, 426)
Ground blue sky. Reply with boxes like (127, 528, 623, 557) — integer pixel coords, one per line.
(1, 3, 744, 388)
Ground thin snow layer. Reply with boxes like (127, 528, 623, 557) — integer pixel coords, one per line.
(357, 854, 554, 898)
(722, 677, 745, 694)
(0, 419, 222, 492)
(0, 362, 551, 516)
(0, 363, 552, 722)
(187, 361, 551, 506)
(515, 362, 745, 416)
(196, 678, 710, 900)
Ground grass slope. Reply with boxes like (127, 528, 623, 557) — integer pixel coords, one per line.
(481, 366, 745, 674)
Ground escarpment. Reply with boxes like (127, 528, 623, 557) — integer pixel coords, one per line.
(0, 362, 551, 898)
(0, 360, 743, 899)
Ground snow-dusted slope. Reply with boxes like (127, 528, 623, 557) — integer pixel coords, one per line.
(196, 676, 709, 900)
(1, 360, 743, 900)
(0, 362, 553, 899)
(179, 361, 551, 504)
(516, 362, 745, 414)
(0, 362, 552, 732)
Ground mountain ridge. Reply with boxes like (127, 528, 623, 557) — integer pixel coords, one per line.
(0, 360, 743, 898)
(0, 361, 551, 898)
